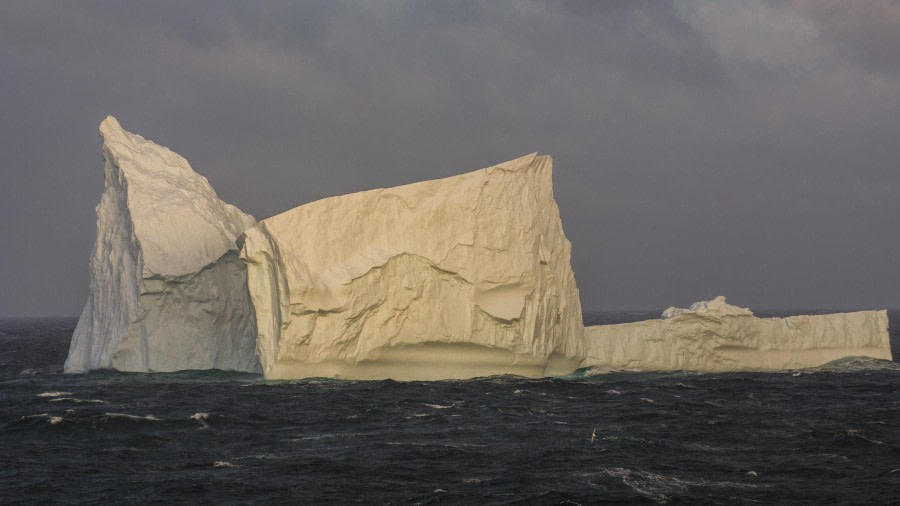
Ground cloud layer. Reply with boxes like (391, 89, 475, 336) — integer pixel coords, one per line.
(1, 0, 898, 315)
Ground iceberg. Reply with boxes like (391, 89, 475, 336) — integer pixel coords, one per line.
(581, 297, 892, 372)
(64, 117, 892, 379)
(240, 153, 584, 380)
(64, 117, 260, 373)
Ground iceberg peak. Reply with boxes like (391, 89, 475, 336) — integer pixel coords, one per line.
(661, 295, 753, 319)
(64, 117, 260, 374)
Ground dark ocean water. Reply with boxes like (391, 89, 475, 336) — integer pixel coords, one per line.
(1, 311, 899, 505)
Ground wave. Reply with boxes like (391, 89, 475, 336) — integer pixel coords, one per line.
(48, 397, 107, 404)
(800, 356, 900, 373)
(12, 413, 65, 427)
(99, 412, 159, 422)
(191, 412, 211, 428)
(423, 402, 460, 409)
(569, 356, 899, 380)
(597, 466, 768, 503)
(289, 432, 359, 442)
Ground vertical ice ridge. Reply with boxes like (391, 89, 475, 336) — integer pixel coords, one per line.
(65, 116, 260, 374)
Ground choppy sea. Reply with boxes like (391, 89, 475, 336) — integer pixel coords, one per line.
(1, 311, 898, 505)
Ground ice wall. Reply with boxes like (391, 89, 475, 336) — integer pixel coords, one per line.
(64, 117, 260, 373)
(240, 153, 584, 380)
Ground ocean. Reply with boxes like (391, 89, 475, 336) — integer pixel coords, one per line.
(1, 311, 898, 504)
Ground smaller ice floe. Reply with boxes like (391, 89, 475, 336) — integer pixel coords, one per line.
(36, 391, 73, 398)
(213, 461, 236, 468)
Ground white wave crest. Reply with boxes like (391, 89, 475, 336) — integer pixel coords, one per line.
(100, 413, 159, 422)
(191, 412, 211, 428)
(49, 398, 107, 404)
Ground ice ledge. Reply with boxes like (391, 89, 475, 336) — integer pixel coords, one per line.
(582, 305, 891, 372)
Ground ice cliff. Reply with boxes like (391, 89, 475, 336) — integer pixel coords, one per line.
(64, 117, 260, 373)
(240, 153, 584, 380)
(582, 297, 892, 372)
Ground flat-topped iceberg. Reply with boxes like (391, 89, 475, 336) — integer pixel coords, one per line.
(582, 297, 891, 372)
(64, 117, 260, 373)
(240, 153, 584, 380)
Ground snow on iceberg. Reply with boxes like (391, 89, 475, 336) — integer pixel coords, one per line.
(661, 295, 752, 319)
(582, 297, 891, 372)
(64, 117, 260, 373)
(240, 153, 585, 380)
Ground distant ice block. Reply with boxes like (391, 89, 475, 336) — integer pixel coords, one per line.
(240, 153, 584, 380)
(64, 117, 260, 373)
(582, 297, 891, 372)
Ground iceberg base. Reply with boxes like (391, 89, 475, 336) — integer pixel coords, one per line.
(265, 343, 581, 381)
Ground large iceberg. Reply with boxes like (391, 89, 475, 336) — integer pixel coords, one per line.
(64, 117, 893, 379)
(240, 153, 584, 380)
(64, 117, 260, 373)
(582, 297, 892, 372)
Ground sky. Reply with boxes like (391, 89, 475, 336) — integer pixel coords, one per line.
(1, 0, 898, 316)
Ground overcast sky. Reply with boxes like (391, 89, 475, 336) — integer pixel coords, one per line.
(1, 0, 898, 316)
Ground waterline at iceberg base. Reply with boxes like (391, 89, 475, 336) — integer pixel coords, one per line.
(65, 118, 892, 379)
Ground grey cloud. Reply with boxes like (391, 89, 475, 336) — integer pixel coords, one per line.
(0, 1, 898, 316)
(790, 0, 900, 76)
